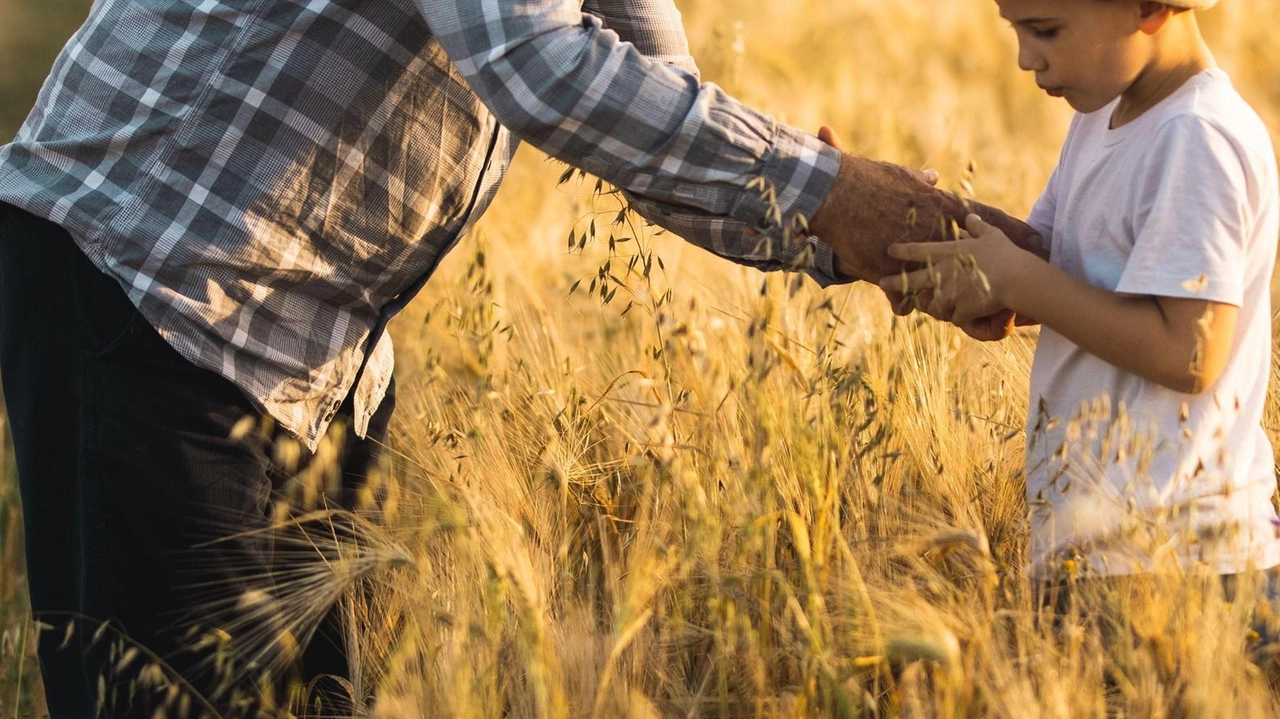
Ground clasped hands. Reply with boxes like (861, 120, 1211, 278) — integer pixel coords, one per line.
(806, 126, 1043, 341)
(878, 213, 1037, 340)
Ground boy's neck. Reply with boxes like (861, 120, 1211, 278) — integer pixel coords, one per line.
(1111, 11, 1215, 129)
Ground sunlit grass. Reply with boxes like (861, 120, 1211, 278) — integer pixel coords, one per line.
(3, 0, 1280, 716)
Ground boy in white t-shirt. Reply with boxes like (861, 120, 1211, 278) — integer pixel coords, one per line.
(879, 0, 1280, 585)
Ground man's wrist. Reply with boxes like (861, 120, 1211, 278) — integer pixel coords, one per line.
(807, 152, 855, 242)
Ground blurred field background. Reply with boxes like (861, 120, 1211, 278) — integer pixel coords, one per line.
(3, 0, 1280, 717)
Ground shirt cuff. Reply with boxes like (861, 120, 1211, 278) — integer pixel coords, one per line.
(625, 193, 853, 287)
(801, 234, 851, 287)
(732, 122, 842, 240)
(754, 221, 851, 287)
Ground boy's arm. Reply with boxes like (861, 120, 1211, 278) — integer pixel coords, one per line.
(992, 252, 1235, 393)
(882, 214, 1238, 393)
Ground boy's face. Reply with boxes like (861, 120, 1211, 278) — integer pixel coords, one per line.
(995, 0, 1150, 113)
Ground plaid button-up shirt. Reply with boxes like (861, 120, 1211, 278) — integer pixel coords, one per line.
(0, 0, 843, 450)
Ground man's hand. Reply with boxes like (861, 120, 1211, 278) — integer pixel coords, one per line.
(958, 309, 1018, 342)
(811, 127, 932, 317)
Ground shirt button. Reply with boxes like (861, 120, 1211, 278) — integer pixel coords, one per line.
(324, 399, 341, 421)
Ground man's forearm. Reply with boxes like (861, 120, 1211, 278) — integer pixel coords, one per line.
(423, 0, 839, 236)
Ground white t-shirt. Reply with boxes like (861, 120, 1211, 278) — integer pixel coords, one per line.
(1024, 69, 1280, 578)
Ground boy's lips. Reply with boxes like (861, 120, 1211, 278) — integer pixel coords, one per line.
(1040, 85, 1064, 98)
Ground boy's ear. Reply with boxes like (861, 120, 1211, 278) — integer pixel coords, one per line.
(1136, 2, 1175, 35)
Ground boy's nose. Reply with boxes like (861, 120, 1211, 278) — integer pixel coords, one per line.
(1017, 43, 1045, 72)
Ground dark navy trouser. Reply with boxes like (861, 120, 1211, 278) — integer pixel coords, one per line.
(0, 202, 393, 718)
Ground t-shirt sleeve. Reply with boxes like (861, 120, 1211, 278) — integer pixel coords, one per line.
(1026, 164, 1059, 240)
(1115, 115, 1251, 306)
(1026, 113, 1081, 245)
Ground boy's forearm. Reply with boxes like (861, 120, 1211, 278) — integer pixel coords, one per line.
(998, 256, 1207, 392)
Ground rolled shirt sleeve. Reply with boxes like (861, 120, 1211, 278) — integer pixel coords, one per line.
(421, 0, 844, 283)
(582, 0, 699, 79)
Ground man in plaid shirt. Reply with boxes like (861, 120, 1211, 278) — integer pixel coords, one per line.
(0, 0, 1033, 715)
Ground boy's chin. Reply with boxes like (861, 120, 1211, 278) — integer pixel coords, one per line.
(1065, 93, 1119, 115)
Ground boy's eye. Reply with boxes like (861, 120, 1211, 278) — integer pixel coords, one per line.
(1031, 26, 1060, 39)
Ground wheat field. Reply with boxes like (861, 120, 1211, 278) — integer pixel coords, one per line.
(3, 0, 1280, 717)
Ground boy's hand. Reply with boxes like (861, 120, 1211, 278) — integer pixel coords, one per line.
(878, 214, 1033, 337)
